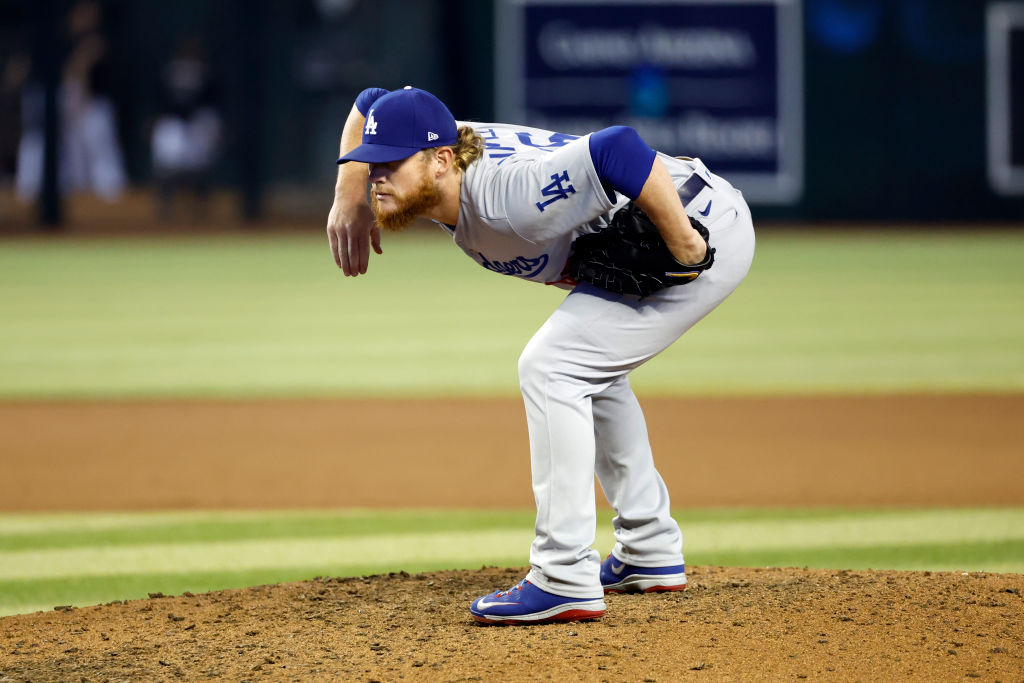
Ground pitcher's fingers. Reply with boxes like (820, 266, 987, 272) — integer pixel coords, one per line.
(327, 228, 342, 268)
(357, 233, 370, 274)
(347, 231, 360, 276)
(371, 225, 382, 254)
(345, 230, 363, 277)
(341, 231, 354, 276)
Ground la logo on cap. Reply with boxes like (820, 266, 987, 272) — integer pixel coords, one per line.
(337, 86, 457, 165)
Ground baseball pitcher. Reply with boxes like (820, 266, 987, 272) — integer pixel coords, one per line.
(327, 86, 755, 625)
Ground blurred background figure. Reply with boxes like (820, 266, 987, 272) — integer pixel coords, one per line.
(1, 0, 1020, 229)
(15, 0, 126, 202)
(150, 37, 222, 222)
(0, 52, 27, 188)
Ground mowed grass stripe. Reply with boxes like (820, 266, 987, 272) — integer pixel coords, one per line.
(3, 508, 1024, 553)
(701, 538, 1024, 575)
(4, 509, 1024, 581)
(684, 509, 1024, 553)
(4, 538, 1022, 618)
(0, 509, 537, 551)
(0, 529, 558, 581)
(2, 231, 1022, 398)
(0, 560, 514, 618)
(3, 509, 1024, 617)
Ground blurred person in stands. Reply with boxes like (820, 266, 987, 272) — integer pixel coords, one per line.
(150, 38, 222, 222)
(1, 53, 29, 189)
(15, 0, 126, 202)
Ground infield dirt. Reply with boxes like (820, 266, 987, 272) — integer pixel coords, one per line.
(1, 395, 1023, 680)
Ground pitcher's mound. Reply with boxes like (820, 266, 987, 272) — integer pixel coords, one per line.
(2, 565, 1022, 680)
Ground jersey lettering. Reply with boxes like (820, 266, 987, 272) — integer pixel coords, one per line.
(536, 171, 576, 212)
(478, 128, 517, 162)
(477, 253, 549, 278)
(515, 131, 579, 150)
(477, 128, 580, 164)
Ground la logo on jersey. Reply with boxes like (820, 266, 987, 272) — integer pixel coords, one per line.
(536, 170, 576, 212)
(364, 110, 378, 135)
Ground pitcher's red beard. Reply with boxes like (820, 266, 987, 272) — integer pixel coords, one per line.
(371, 173, 444, 232)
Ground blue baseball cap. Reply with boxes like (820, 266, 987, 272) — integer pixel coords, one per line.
(337, 87, 458, 165)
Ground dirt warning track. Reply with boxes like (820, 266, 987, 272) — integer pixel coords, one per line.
(1, 395, 1022, 511)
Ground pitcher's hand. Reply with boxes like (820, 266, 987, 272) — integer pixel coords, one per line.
(327, 200, 381, 276)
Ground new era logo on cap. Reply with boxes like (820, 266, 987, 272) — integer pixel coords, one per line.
(337, 87, 458, 165)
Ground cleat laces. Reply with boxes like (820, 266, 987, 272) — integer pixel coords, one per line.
(496, 579, 529, 598)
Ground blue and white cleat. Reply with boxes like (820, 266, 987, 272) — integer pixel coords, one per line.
(470, 579, 606, 625)
(600, 553, 688, 594)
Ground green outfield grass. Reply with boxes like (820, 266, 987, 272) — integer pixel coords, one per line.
(1, 507, 1022, 617)
(2, 232, 1022, 619)
(1, 229, 1022, 398)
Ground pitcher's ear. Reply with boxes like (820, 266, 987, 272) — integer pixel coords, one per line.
(434, 146, 455, 174)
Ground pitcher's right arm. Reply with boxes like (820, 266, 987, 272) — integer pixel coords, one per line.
(326, 101, 380, 276)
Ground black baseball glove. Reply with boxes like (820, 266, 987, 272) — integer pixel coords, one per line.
(566, 203, 716, 298)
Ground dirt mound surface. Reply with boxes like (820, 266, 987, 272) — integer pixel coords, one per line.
(2, 566, 1021, 681)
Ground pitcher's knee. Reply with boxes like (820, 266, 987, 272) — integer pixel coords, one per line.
(518, 343, 595, 399)
(517, 343, 550, 394)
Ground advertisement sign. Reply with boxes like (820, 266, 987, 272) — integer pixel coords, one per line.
(495, 0, 804, 204)
(987, 2, 1024, 196)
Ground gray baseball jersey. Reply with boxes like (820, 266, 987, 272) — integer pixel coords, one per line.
(444, 121, 739, 289)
